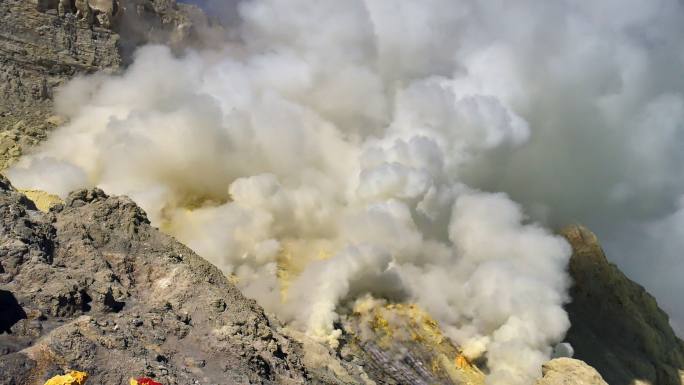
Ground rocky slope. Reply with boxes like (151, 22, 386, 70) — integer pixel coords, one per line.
(562, 225, 684, 385)
(0, 177, 318, 384)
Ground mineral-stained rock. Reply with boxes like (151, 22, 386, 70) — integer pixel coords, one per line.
(562, 225, 684, 385)
(43, 370, 89, 385)
(0, 176, 347, 385)
(337, 298, 485, 385)
(18, 189, 64, 212)
(536, 358, 608, 385)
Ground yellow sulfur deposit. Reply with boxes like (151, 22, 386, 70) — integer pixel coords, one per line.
(20, 189, 63, 212)
(352, 300, 485, 385)
(43, 371, 88, 385)
(361, 303, 448, 348)
(455, 354, 470, 369)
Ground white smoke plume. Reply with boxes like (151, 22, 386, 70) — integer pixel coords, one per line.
(454, 0, 684, 334)
(8, 0, 684, 382)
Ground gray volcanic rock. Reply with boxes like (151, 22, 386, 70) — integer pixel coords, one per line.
(117, 0, 209, 53)
(562, 225, 684, 385)
(0, 177, 317, 385)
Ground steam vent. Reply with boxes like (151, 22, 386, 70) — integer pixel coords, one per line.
(2, 0, 684, 385)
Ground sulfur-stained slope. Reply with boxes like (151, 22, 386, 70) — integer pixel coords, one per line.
(343, 299, 485, 385)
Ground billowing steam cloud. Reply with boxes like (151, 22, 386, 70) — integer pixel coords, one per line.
(7, 0, 684, 382)
(455, 0, 684, 335)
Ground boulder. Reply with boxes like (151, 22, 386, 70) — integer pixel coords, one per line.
(536, 358, 608, 385)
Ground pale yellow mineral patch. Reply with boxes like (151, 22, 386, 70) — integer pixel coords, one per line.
(351, 298, 485, 385)
(46, 115, 67, 126)
(20, 189, 63, 212)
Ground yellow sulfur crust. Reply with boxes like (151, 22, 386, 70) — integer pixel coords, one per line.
(19, 189, 63, 212)
(43, 371, 88, 385)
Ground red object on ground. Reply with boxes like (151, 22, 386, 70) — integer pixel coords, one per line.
(136, 378, 163, 385)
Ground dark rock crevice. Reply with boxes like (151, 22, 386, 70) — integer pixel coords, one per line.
(0, 289, 27, 334)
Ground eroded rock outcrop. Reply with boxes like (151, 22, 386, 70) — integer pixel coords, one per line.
(562, 225, 684, 385)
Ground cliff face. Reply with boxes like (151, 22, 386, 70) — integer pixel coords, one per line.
(342, 301, 485, 385)
(562, 225, 684, 385)
(0, 0, 204, 171)
(0, 0, 120, 169)
(2, 3, 684, 385)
